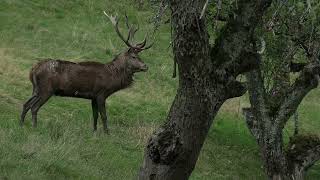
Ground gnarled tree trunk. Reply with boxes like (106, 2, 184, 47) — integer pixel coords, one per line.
(139, 0, 272, 179)
(244, 64, 320, 179)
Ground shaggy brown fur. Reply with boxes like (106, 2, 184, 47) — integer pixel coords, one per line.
(20, 51, 148, 133)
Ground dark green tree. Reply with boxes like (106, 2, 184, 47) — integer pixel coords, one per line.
(243, 1, 320, 179)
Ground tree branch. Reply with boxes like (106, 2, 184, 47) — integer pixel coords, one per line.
(267, 44, 296, 111)
(274, 39, 320, 129)
(287, 134, 320, 173)
(243, 108, 262, 140)
(275, 63, 320, 129)
(210, 0, 272, 68)
(245, 67, 272, 128)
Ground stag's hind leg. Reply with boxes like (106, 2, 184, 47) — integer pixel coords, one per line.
(91, 99, 98, 131)
(97, 97, 109, 134)
(20, 95, 40, 126)
(30, 92, 52, 128)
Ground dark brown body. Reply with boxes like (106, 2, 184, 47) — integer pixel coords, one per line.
(34, 59, 133, 99)
(20, 51, 148, 132)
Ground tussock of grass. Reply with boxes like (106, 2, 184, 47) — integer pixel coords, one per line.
(0, 0, 319, 179)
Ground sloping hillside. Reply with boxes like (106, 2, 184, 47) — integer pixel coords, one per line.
(0, 0, 319, 179)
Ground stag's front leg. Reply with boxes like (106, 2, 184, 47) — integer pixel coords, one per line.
(91, 99, 98, 131)
(97, 97, 109, 134)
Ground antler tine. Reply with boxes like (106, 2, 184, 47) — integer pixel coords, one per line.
(130, 25, 139, 41)
(134, 24, 140, 34)
(133, 42, 154, 53)
(126, 26, 133, 42)
(136, 35, 147, 48)
(104, 11, 133, 48)
(103, 11, 117, 26)
(140, 42, 154, 50)
(124, 12, 140, 42)
(134, 36, 154, 52)
(124, 12, 130, 29)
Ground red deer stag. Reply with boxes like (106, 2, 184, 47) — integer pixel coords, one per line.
(20, 12, 153, 133)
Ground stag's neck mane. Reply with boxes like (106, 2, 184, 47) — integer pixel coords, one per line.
(104, 56, 134, 89)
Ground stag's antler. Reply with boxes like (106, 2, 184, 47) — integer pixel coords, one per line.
(104, 11, 133, 48)
(135, 34, 154, 51)
(124, 12, 140, 44)
(104, 11, 153, 53)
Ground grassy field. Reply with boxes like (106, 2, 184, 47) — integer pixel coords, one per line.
(0, 0, 319, 179)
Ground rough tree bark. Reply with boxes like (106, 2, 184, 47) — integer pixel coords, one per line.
(244, 68, 320, 179)
(243, 35, 320, 179)
(138, 0, 272, 179)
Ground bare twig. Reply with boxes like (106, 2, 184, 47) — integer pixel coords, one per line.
(200, 0, 209, 20)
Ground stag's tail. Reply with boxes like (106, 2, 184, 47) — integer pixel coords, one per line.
(29, 62, 43, 96)
(29, 63, 40, 96)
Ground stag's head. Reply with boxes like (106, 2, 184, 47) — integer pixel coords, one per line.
(122, 51, 148, 73)
(104, 11, 153, 73)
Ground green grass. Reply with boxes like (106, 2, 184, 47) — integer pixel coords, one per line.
(0, 0, 319, 179)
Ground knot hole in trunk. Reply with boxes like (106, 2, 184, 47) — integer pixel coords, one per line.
(147, 123, 183, 165)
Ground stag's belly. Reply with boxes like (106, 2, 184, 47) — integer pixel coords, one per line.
(53, 80, 109, 99)
(53, 78, 100, 99)
(54, 89, 95, 99)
